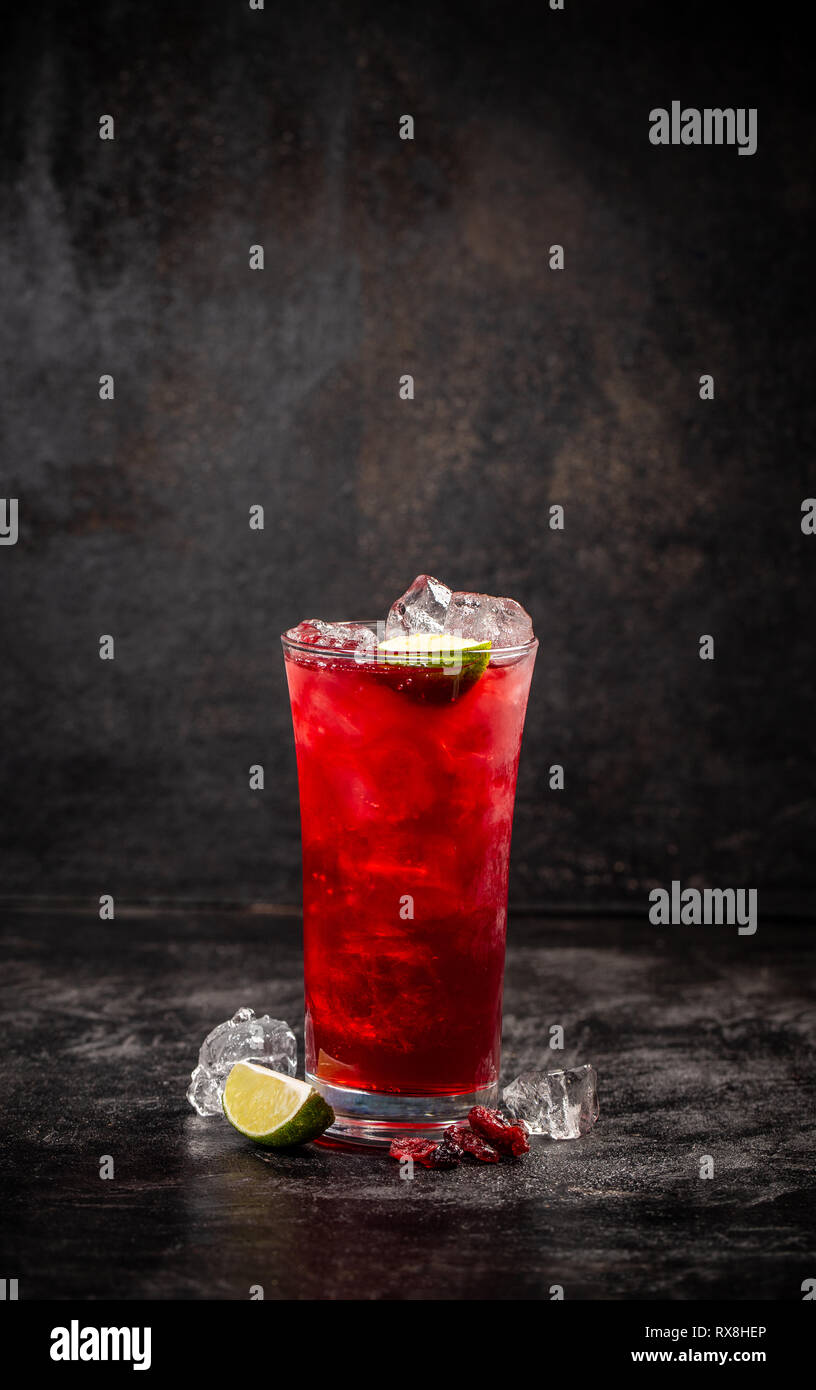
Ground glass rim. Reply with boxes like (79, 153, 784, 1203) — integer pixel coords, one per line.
(280, 620, 538, 663)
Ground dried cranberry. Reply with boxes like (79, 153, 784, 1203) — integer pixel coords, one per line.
(389, 1136, 461, 1169)
(445, 1121, 500, 1163)
(468, 1106, 530, 1158)
(425, 1134, 462, 1169)
(389, 1138, 439, 1166)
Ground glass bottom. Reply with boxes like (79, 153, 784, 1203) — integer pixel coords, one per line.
(307, 1073, 499, 1148)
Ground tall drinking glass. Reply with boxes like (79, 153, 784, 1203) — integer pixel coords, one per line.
(282, 622, 537, 1145)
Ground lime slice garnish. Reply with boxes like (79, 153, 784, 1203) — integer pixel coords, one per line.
(222, 1062, 334, 1147)
(377, 634, 491, 679)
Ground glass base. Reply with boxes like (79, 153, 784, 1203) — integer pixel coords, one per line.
(307, 1073, 498, 1148)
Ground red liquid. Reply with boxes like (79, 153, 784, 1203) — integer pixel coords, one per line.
(284, 640, 536, 1097)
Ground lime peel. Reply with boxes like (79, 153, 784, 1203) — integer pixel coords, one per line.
(377, 634, 491, 678)
(222, 1061, 334, 1147)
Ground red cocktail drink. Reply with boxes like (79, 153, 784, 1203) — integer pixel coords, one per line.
(283, 619, 536, 1144)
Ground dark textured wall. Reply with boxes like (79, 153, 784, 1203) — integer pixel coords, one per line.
(2, 1, 813, 908)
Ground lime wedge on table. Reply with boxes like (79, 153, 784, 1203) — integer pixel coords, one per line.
(222, 1062, 334, 1147)
(378, 633, 491, 679)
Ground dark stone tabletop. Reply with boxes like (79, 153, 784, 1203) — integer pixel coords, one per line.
(1, 907, 814, 1301)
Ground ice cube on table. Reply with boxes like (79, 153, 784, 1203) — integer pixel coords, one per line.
(186, 1007, 297, 1116)
(385, 574, 452, 636)
(444, 592, 534, 647)
(187, 1066, 223, 1116)
(502, 1064, 599, 1139)
(284, 620, 377, 652)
